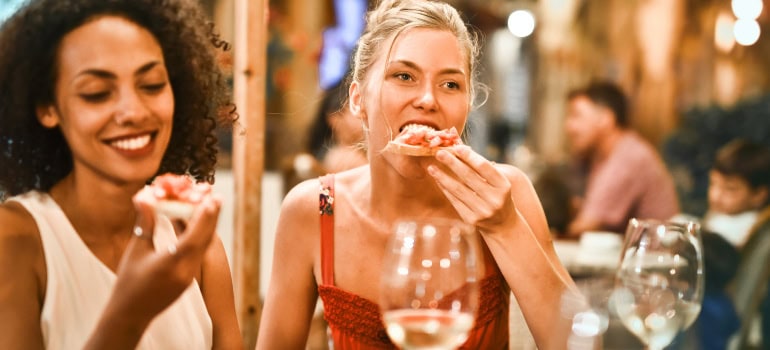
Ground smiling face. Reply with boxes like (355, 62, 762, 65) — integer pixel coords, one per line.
(350, 28, 470, 164)
(36, 15, 174, 186)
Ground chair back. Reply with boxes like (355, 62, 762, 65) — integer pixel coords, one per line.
(728, 218, 770, 350)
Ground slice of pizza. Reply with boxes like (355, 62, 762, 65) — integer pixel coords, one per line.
(385, 124, 462, 156)
(147, 173, 212, 221)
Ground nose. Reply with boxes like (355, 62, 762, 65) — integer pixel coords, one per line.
(114, 89, 149, 126)
(413, 82, 438, 112)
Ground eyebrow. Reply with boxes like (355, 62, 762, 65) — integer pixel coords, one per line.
(74, 61, 163, 80)
(388, 59, 465, 76)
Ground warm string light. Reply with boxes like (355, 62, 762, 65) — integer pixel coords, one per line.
(731, 0, 763, 46)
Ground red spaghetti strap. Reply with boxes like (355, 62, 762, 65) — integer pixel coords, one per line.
(319, 174, 336, 286)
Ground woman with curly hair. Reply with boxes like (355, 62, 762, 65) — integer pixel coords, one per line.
(0, 0, 242, 348)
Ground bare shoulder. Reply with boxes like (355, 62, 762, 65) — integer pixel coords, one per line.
(494, 163, 534, 188)
(0, 200, 46, 347)
(280, 177, 324, 225)
(0, 200, 44, 277)
(0, 201, 42, 253)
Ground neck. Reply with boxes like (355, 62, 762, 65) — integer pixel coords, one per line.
(50, 173, 143, 240)
(367, 160, 458, 222)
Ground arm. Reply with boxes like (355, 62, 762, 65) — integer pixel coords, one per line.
(256, 180, 320, 349)
(0, 203, 45, 350)
(428, 146, 577, 349)
(201, 235, 243, 349)
(84, 193, 222, 349)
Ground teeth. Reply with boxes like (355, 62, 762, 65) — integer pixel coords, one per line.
(111, 134, 151, 151)
(403, 123, 437, 131)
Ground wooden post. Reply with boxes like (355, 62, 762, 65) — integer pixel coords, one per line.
(232, 0, 267, 348)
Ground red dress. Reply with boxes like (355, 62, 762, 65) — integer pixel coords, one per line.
(317, 174, 511, 349)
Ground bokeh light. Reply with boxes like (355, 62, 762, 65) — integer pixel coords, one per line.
(734, 18, 761, 46)
(732, 0, 763, 20)
(508, 10, 536, 38)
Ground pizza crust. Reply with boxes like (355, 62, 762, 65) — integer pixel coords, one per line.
(156, 199, 196, 221)
(385, 141, 455, 156)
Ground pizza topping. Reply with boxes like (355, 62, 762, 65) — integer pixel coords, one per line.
(393, 124, 461, 148)
(150, 173, 211, 204)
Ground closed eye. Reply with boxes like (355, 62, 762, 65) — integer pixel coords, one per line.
(79, 91, 111, 103)
(141, 82, 168, 94)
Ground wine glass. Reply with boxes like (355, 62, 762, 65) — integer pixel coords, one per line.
(611, 219, 704, 350)
(380, 218, 481, 350)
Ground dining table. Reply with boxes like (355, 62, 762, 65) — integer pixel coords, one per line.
(552, 231, 623, 279)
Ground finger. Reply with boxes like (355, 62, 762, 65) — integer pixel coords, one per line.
(429, 167, 481, 222)
(439, 146, 508, 188)
(132, 190, 158, 247)
(428, 163, 481, 203)
(428, 164, 491, 218)
(173, 195, 221, 258)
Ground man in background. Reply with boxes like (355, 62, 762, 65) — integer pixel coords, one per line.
(564, 81, 679, 236)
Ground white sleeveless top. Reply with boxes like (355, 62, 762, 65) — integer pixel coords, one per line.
(11, 191, 213, 350)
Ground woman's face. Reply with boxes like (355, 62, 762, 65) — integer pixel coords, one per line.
(37, 15, 174, 185)
(351, 28, 470, 169)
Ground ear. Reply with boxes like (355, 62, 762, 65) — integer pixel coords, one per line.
(36, 105, 60, 129)
(348, 81, 366, 124)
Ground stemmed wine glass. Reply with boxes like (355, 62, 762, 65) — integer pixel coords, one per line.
(380, 218, 481, 350)
(611, 219, 704, 350)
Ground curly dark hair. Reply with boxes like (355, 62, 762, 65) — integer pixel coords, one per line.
(0, 0, 234, 196)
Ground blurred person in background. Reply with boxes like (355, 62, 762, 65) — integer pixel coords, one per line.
(702, 139, 770, 248)
(698, 139, 770, 349)
(282, 78, 368, 196)
(306, 77, 368, 174)
(564, 81, 679, 236)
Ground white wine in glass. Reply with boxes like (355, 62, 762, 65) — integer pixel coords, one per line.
(612, 219, 704, 350)
(380, 218, 480, 350)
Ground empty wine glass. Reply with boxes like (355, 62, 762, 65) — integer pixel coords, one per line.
(611, 219, 704, 350)
(380, 218, 481, 350)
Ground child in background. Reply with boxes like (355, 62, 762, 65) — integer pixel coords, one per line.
(703, 139, 770, 247)
(702, 139, 770, 349)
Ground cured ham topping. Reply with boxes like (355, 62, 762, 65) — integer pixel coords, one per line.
(393, 124, 461, 148)
(151, 173, 211, 203)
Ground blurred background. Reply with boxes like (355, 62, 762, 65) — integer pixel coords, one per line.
(209, 0, 770, 218)
(2, 0, 769, 217)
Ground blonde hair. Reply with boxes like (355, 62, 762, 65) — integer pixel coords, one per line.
(351, 0, 484, 107)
